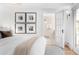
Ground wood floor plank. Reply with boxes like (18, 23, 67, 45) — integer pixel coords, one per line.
(64, 45, 77, 55)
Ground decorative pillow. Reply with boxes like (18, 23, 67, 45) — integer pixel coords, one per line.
(0, 31, 12, 38)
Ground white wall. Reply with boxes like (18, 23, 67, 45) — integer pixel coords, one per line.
(0, 4, 43, 37)
(64, 4, 79, 54)
(64, 9, 74, 49)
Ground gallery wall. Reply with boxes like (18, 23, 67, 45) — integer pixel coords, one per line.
(0, 4, 44, 37)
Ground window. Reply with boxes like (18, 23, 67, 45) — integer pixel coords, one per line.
(76, 8, 79, 47)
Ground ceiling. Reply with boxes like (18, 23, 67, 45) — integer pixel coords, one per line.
(16, 3, 73, 9)
(0, 3, 77, 12)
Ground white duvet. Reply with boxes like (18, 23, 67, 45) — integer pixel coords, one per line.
(0, 36, 47, 55)
(0, 36, 26, 55)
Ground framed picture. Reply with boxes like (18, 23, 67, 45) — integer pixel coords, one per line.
(26, 24, 36, 34)
(15, 12, 25, 23)
(15, 24, 25, 34)
(26, 12, 36, 23)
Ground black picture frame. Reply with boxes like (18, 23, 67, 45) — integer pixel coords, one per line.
(26, 12, 37, 23)
(26, 24, 36, 34)
(15, 12, 37, 34)
(15, 23, 26, 34)
(15, 12, 26, 23)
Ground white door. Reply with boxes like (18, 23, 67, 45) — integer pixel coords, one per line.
(55, 11, 64, 48)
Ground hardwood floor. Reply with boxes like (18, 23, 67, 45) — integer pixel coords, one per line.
(64, 45, 77, 55)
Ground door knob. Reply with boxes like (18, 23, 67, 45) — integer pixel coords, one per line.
(62, 29, 64, 33)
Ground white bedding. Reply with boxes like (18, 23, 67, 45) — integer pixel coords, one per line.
(0, 36, 27, 55)
(0, 36, 47, 55)
(30, 36, 47, 55)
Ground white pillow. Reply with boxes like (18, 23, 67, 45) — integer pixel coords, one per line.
(30, 36, 47, 55)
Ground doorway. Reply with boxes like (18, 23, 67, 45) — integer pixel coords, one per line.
(43, 13, 64, 55)
(43, 13, 55, 47)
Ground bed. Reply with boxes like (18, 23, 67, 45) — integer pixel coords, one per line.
(0, 36, 47, 55)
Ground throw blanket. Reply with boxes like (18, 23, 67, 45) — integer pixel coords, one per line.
(14, 37, 37, 55)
